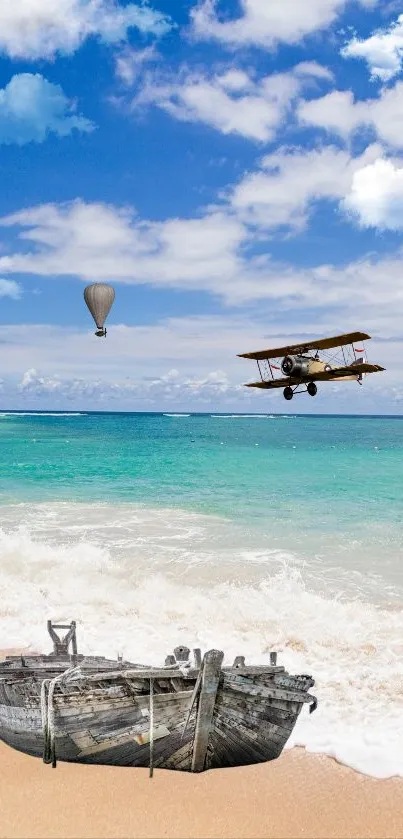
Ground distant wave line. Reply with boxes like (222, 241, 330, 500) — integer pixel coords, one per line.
(210, 414, 296, 419)
(0, 412, 86, 418)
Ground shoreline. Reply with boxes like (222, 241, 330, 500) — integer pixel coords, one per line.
(0, 742, 402, 838)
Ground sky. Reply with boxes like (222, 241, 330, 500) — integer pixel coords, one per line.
(0, 0, 403, 413)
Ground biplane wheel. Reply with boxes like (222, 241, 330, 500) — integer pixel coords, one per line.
(283, 387, 293, 401)
(307, 382, 317, 397)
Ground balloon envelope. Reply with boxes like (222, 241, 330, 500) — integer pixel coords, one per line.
(84, 283, 115, 330)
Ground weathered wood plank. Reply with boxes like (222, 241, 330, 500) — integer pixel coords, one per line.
(54, 688, 193, 719)
(222, 666, 285, 675)
(223, 676, 311, 705)
(191, 650, 224, 773)
(161, 740, 193, 770)
(212, 726, 251, 767)
(214, 702, 294, 741)
(215, 692, 296, 726)
(77, 667, 196, 682)
(214, 708, 287, 749)
(214, 718, 270, 765)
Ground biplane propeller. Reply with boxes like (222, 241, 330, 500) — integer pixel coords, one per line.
(238, 332, 385, 401)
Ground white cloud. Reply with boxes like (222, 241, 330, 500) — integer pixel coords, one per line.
(298, 80, 403, 149)
(342, 157, 403, 229)
(0, 278, 22, 298)
(0, 199, 403, 326)
(134, 68, 298, 142)
(0, 201, 248, 300)
(0, 0, 171, 60)
(133, 63, 332, 142)
(191, 0, 377, 49)
(229, 143, 382, 230)
(0, 317, 264, 378)
(292, 61, 334, 82)
(115, 45, 158, 86)
(342, 15, 403, 81)
(0, 316, 270, 409)
(1, 193, 403, 308)
(0, 74, 93, 145)
(16, 365, 243, 406)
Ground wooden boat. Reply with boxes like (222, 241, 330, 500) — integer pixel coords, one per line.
(0, 621, 317, 774)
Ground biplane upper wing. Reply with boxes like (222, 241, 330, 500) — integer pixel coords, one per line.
(238, 332, 371, 361)
(245, 362, 385, 389)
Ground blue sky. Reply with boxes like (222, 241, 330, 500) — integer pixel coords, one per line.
(0, 0, 402, 413)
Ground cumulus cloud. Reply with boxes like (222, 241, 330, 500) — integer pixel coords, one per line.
(298, 80, 403, 149)
(191, 0, 378, 49)
(229, 143, 382, 230)
(342, 15, 403, 82)
(17, 366, 243, 406)
(0, 74, 93, 145)
(0, 278, 22, 298)
(342, 158, 403, 229)
(131, 62, 332, 142)
(0, 0, 171, 60)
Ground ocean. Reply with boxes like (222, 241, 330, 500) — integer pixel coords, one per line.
(0, 411, 402, 778)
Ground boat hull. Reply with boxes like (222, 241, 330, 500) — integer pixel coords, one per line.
(0, 662, 316, 771)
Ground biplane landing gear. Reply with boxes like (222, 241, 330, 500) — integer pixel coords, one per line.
(307, 382, 317, 397)
(283, 387, 294, 401)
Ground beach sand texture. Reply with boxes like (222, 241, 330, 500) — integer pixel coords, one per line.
(0, 742, 402, 839)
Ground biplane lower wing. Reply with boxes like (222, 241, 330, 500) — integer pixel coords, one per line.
(245, 363, 385, 389)
(246, 378, 294, 390)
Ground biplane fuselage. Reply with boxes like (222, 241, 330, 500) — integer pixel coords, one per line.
(238, 332, 385, 401)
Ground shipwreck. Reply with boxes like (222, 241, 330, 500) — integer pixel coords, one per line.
(0, 621, 317, 775)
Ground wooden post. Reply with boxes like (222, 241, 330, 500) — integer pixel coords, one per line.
(47, 621, 77, 660)
(174, 646, 190, 663)
(165, 654, 175, 665)
(191, 649, 223, 773)
(70, 622, 77, 658)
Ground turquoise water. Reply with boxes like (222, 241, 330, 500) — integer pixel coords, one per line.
(0, 411, 402, 777)
(1, 411, 402, 580)
(1, 410, 402, 521)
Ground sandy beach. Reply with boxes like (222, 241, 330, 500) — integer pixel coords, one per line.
(0, 741, 402, 839)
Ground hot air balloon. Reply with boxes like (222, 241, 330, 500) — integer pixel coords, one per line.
(84, 283, 115, 337)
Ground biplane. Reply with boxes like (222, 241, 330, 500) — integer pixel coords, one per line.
(238, 332, 385, 401)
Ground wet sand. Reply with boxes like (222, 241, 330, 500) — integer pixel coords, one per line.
(0, 741, 402, 839)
